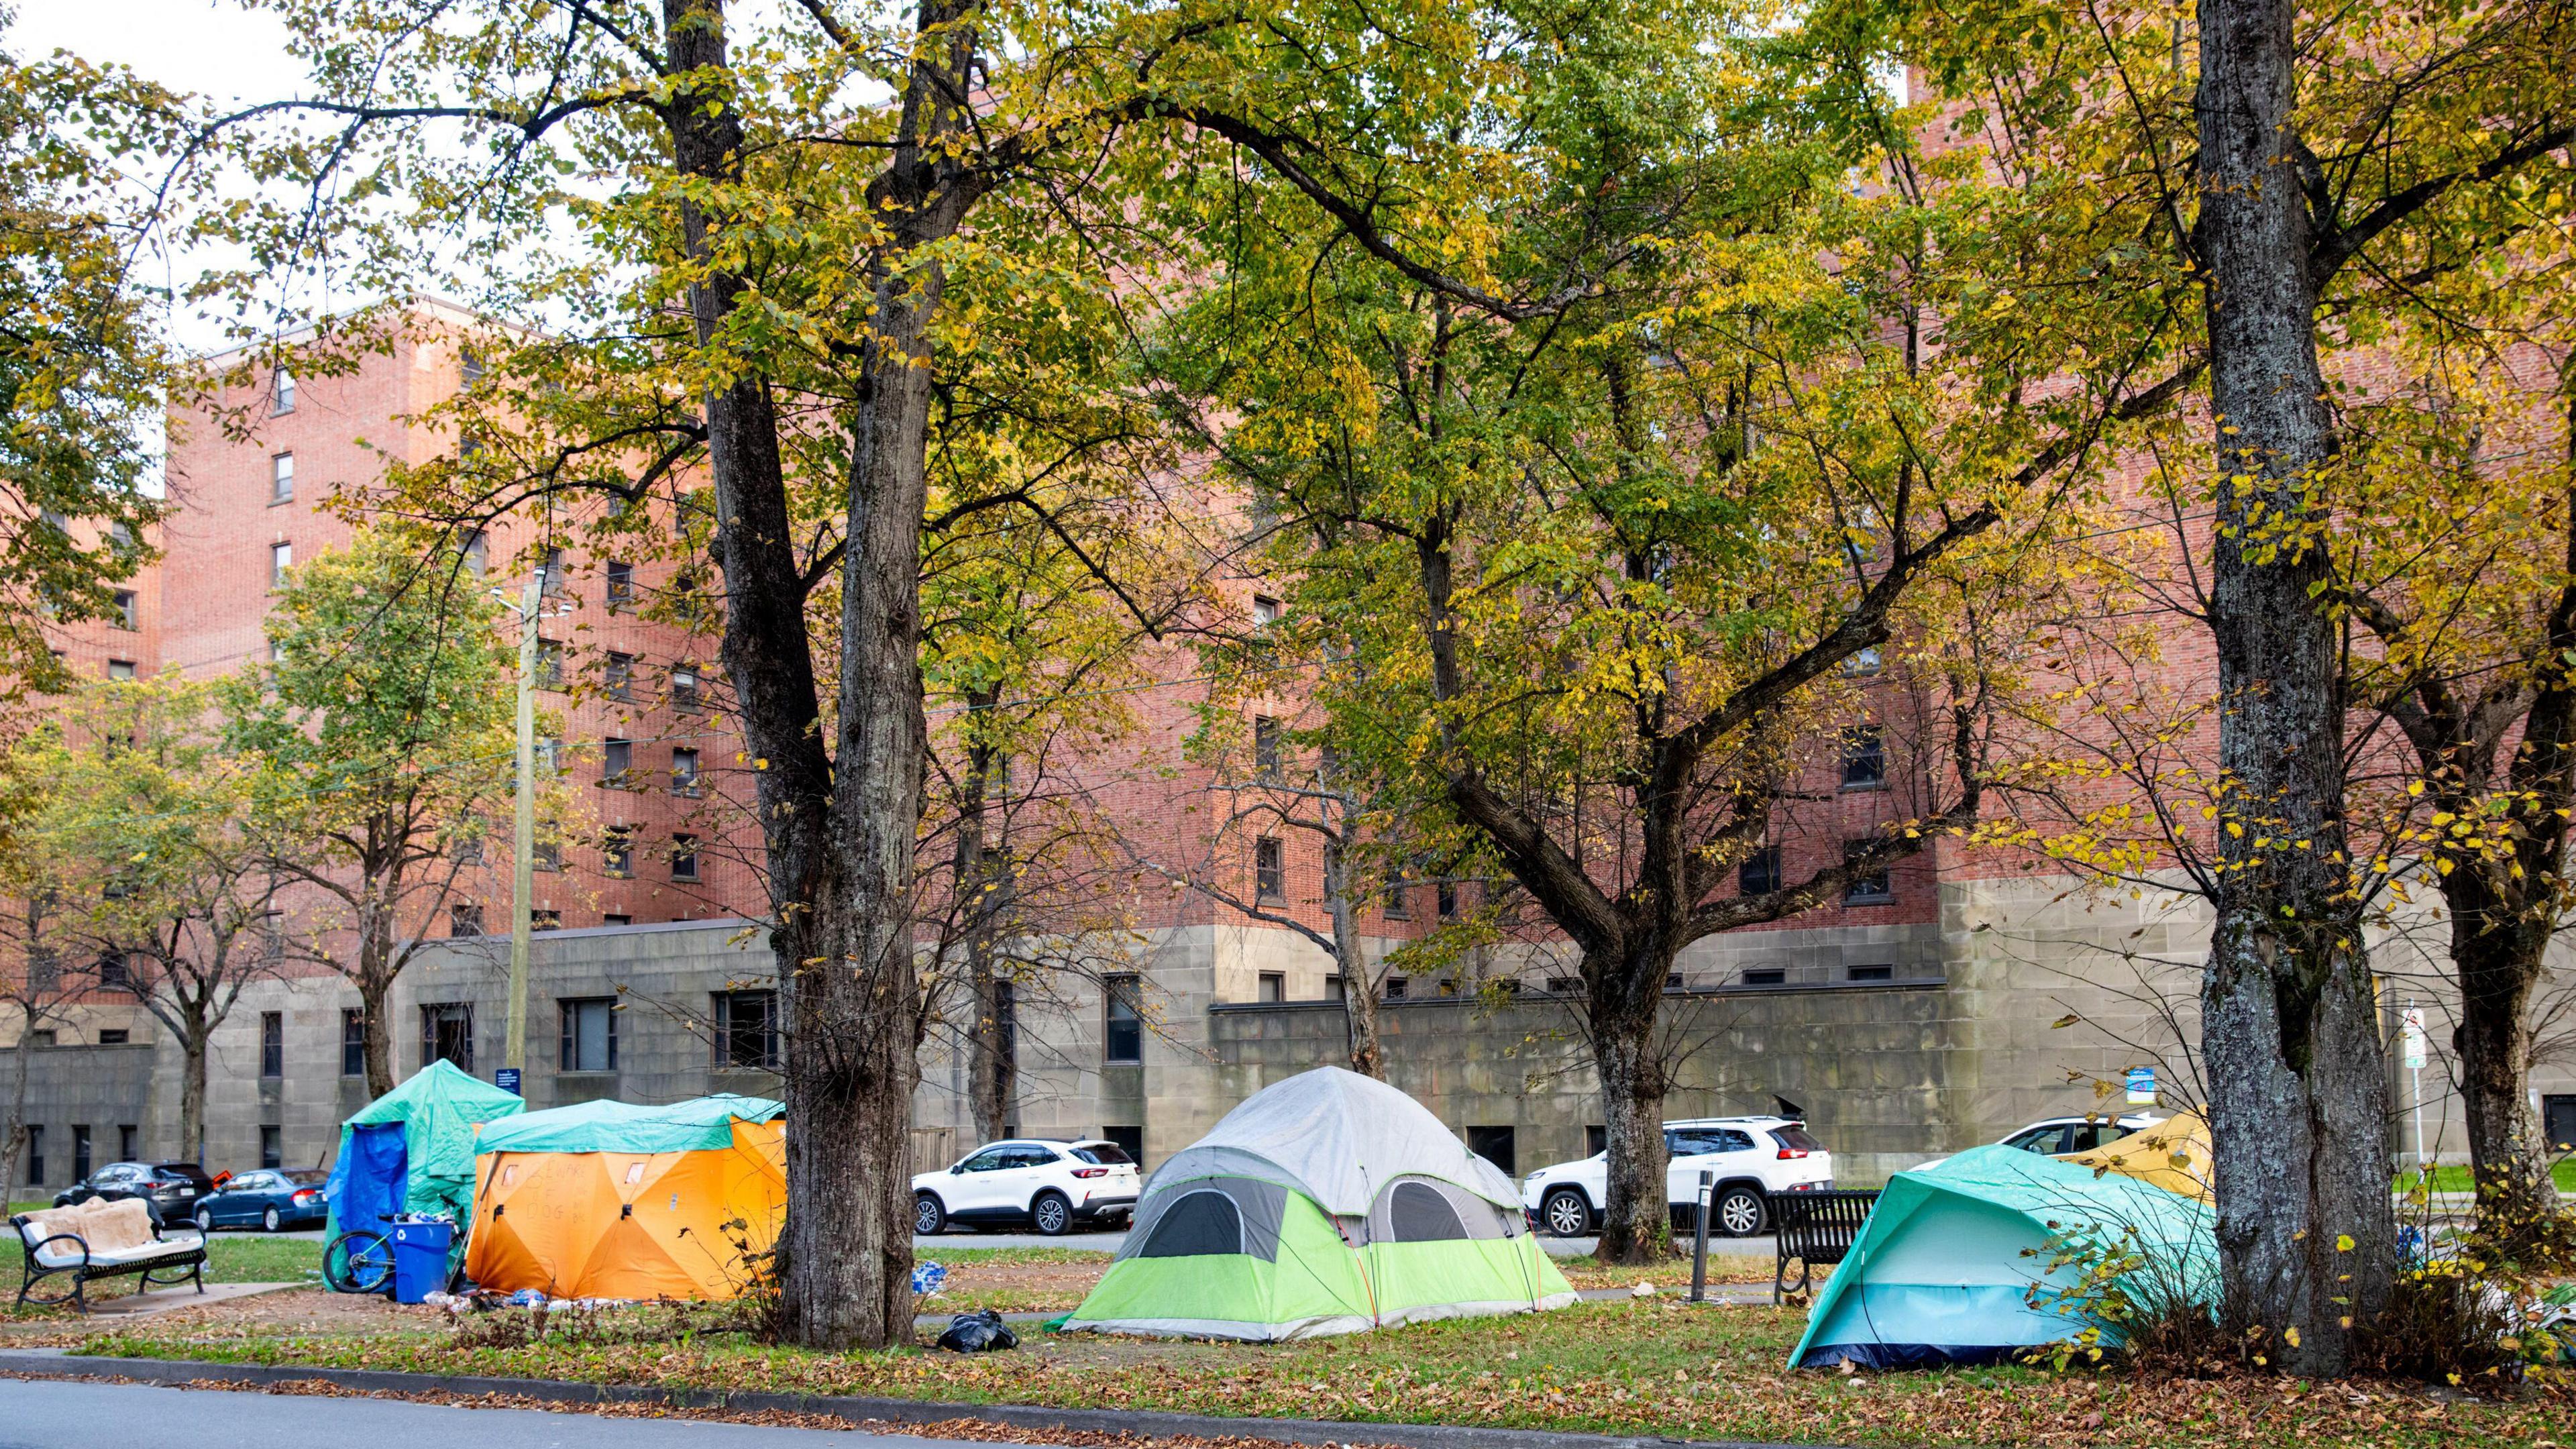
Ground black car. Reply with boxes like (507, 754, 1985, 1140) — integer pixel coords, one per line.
(52, 1161, 217, 1224)
(193, 1168, 330, 1232)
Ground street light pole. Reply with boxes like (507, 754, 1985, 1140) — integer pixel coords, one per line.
(504, 568, 542, 1080)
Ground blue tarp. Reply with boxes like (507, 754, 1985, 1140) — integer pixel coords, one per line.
(325, 1121, 408, 1237)
(1792, 1143, 2218, 1370)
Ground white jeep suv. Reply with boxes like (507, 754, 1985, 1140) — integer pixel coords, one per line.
(912, 1138, 1140, 1236)
(1521, 1118, 1833, 1238)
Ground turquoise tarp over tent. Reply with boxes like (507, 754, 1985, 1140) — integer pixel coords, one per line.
(324, 1060, 526, 1234)
(1792, 1144, 2217, 1370)
(472, 1094, 783, 1156)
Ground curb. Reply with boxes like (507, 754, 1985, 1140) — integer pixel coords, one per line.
(0, 1349, 1844, 1449)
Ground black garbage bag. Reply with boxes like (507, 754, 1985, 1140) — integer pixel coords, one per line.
(935, 1309, 1020, 1353)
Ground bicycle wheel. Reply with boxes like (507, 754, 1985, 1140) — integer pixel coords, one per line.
(323, 1230, 395, 1295)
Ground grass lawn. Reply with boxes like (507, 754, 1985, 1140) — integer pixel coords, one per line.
(64, 1293, 2569, 1448)
(2397, 1161, 2576, 1195)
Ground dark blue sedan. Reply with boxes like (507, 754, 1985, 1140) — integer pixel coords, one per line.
(191, 1168, 330, 1232)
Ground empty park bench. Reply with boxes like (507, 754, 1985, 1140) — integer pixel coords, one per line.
(1768, 1188, 1880, 1303)
(12, 1196, 207, 1311)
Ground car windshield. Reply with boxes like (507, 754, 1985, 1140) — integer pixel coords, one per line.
(283, 1169, 327, 1185)
(1071, 1143, 1134, 1165)
(1771, 1124, 1825, 1152)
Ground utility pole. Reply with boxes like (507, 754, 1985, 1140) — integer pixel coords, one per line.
(500, 567, 543, 1086)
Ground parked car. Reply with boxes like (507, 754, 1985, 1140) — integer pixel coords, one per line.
(1521, 1118, 1834, 1239)
(1911, 1112, 2166, 1174)
(912, 1138, 1142, 1236)
(51, 1161, 217, 1224)
(191, 1168, 331, 1232)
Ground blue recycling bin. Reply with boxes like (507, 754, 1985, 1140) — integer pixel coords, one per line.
(388, 1219, 454, 1303)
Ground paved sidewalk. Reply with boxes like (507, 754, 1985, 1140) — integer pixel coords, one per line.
(82, 1281, 299, 1318)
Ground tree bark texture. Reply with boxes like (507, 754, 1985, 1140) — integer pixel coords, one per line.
(1589, 955, 1673, 1260)
(358, 912, 397, 1098)
(1319, 835, 1383, 1079)
(2195, 0, 2396, 1374)
(3, 1009, 32, 1192)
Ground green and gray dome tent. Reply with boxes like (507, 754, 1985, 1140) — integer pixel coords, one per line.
(1064, 1067, 1576, 1341)
(1791, 1143, 2217, 1370)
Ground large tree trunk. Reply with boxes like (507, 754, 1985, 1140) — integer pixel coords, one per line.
(1320, 840, 1383, 1078)
(2453, 917, 2556, 1230)
(2196, 0, 2396, 1374)
(358, 919, 396, 1097)
(3, 1006, 31, 1191)
(960, 710, 1016, 1142)
(178, 1026, 209, 1167)
(1589, 952, 1672, 1264)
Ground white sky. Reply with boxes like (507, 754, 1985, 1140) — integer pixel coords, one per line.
(14, 0, 306, 109)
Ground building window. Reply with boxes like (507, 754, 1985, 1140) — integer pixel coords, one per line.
(1839, 725, 1885, 789)
(669, 835, 700, 881)
(117, 1124, 136, 1160)
(1252, 716, 1281, 778)
(107, 659, 136, 682)
(1252, 594, 1281, 627)
(712, 989, 777, 1069)
(97, 953, 128, 988)
(112, 590, 138, 630)
(1739, 844, 1782, 896)
(22, 1125, 42, 1183)
(460, 529, 488, 576)
(271, 366, 295, 414)
(260, 1011, 283, 1078)
(604, 561, 635, 610)
(1843, 841, 1894, 904)
(602, 826, 633, 877)
(1324, 975, 1346, 1002)
(604, 652, 633, 700)
(532, 908, 562, 930)
(30, 1029, 53, 1046)
(537, 736, 561, 775)
(1842, 645, 1882, 676)
(1104, 977, 1142, 1064)
(1102, 1125, 1144, 1165)
(1436, 880, 1459, 918)
(1848, 963, 1894, 981)
(449, 901, 484, 937)
(271, 452, 294, 504)
(1545, 975, 1578, 994)
(260, 1126, 282, 1169)
(72, 1125, 92, 1182)
(540, 545, 567, 595)
(1253, 836, 1285, 902)
(669, 666, 701, 710)
(560, 998, 617, 1073)
(451, 834, 484, 865)
(1384, 976, 1407, 1000)
(1383, 879, 1410, 919)
(1258, 971, 1285, 1003)
(602, 736, 633, 786)
(96, 1028, 128, 1044)
(1741, 967, 1786, 986)
(341, 1010, 366, 1077)
(672, 747, 700, 795)
(533, 841, 561, 873)
(270, 540, 293, 586)
(1466, 1125, 1517, 1178)
(536, 638, 564, 690)
(421, 1002, 474, 1073)
(602, 913, 631, 926)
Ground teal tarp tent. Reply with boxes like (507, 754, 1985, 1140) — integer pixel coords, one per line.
(324, 1060, 526, 1234)
(472, 1094, 782, 1156)
(1792, 1144, 2216, 1370)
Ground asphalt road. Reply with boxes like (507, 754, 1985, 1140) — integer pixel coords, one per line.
(0, 1379, 1026, 1448)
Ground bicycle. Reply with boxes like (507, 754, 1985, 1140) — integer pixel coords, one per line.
(322, 1212, 466, 1295)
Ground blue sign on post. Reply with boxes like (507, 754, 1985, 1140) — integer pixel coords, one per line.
(2125, 1065, 2156, 1105)
(495, 1067, 522, 1096)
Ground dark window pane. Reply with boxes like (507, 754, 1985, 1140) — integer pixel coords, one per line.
(1388, 1181, 1470, 1242)
(1840, 725, 1885, 789)
(1104, 977, 1142, 1064)
(1138, 1190, 1242, 1258)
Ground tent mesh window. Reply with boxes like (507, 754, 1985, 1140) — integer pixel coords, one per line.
(1137, 1189, 1242, 1258)
(1387, 1181, 1471, 1242)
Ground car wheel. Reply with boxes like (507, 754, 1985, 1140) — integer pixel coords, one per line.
(1030, 1190, 1073, 1237)
(263, 1205, 282, 1232)
(1541, 1187, 1593, 1238)
(194, 1206, 214, 1232)
(1715, 1185, 1767, 1237)
(913, 1193, 946, 1236)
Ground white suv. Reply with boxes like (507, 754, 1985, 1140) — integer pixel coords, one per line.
(1521, 1118, 1833, 1238)
(912, 1138, 1141, 1237)
(1913, 1112, 2165, 1174)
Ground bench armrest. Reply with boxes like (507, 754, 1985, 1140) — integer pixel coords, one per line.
(23, 1232, 93, 1271)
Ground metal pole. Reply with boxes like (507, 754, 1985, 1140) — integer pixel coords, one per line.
(505, 568, 541, 1078)
(1689, 1169, 1712, 1303)
(2406, 998, 2424, 1175)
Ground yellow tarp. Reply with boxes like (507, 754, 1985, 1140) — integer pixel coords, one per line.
(2063, 1111, 2211, 1201)
(465, 1120, 786, 1299)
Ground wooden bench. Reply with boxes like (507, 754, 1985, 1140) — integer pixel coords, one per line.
(13, 1198, 208, 1311)
(1767, 1188, 1879, 1303)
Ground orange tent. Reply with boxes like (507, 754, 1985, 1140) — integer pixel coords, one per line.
(466, 1098, 785, 1300)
